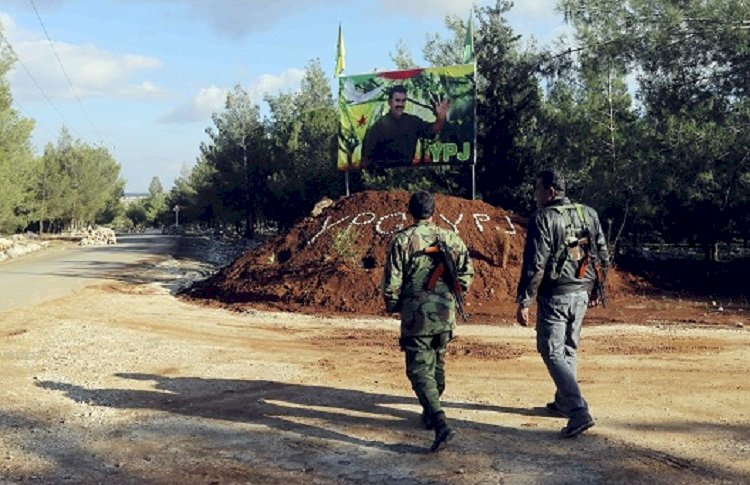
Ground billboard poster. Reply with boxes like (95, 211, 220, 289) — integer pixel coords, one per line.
(337, 63, 476, 171)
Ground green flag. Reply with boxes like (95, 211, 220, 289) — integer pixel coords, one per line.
(335, 24, 346, 77)
(463, 15, 474, 63)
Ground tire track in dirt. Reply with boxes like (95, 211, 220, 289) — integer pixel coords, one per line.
(586, 335, 729, 355)
(318, 328, 526, 360)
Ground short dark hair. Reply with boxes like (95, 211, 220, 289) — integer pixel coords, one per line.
(388, 85, 407, 101)
(537, 169, 566, 194)
(408, 190, 434, 220)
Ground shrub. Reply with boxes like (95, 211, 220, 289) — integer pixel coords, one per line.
(331, 227, 364, 267)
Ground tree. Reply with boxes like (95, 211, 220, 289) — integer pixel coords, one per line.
(125, 202, 148, 229)
(265, 59, 342, 228)
(423, 15, 470, 67)
(29, 128, 125, 231)
(558, 0, 750, 259)
(0, 34, 35, 233)
(201, 84, 268, 237)
(165, 159, 219, 228)
(143, 176, 167, 225)
(473, 1, 545, 210)
(390, 40, 418, 70)
(539, 50, 645, 257)
(30, 142, 70, 234)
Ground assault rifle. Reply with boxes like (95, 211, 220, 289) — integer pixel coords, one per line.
(593, 262, 608, 308)
(573, 231, 607, 308)
(425, 238, 468, 322)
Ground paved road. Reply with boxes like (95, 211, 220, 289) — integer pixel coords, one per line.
(0, 233, 178, 314)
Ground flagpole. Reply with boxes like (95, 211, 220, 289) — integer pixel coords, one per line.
(345, 157, 350, 196)
(464, 13, 477, 200)
(335, 23, 350, 196)
(472, 54, 477, 201)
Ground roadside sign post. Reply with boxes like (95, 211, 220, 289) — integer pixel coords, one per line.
(173, 205, 180, 227)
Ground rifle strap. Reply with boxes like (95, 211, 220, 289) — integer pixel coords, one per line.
(550, 203, 588, 280)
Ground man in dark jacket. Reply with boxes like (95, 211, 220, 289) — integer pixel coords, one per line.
(515, 169, 609, 438)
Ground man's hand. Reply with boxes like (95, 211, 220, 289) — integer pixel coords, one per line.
(588, 297, 601, 308)
(433, 98, 450, 121)
(429, 97, 451, 135)
(516, 304, 530, 327)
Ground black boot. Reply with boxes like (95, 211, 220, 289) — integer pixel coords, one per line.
(421, 410, 435, 430)
(560, 410, 595, 438)
(430, 412, 455, 452)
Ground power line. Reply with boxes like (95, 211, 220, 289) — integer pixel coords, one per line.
(12, 97, 58, 139)
(0, 29, 86, 141)
(29, 0, 103, 142)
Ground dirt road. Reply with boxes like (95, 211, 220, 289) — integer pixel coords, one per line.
(0, 233, 178, 312)
(0, 236, 748, 484)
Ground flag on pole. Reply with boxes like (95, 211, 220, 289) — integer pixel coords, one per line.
(462, 15, 474, 63)
(335, 24, 346, 77)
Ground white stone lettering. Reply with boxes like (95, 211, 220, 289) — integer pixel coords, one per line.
(375, 212, 407, 235)
(348, 212, 377, 230)
(472, 213, 490, 233)
(308, 215, 352, 245)
(308, 211, 517, 245)
(439, 213, 464, 233)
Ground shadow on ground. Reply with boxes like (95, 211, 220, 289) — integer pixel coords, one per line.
(25, 375, 743, 484)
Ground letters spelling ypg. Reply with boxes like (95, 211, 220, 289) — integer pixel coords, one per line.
(308, 211, 517, 246)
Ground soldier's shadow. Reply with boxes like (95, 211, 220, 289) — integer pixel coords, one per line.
(36, 374, 551, 454)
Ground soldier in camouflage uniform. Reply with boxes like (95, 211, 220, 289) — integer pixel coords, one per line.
(382, 191, 474, 451)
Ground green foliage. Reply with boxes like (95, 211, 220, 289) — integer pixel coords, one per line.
(539, 52, 647, 255)
(264, 59, 343, 229)
(125, 202, 149, 228)
(0, 38, 35, 233)
(200, 84, 269, 237)
(360, 165, 469, 197)
(142, 176, 167, 225)
(473, 1, 545, 211)
(120, 177, 167, 230)
(423, 14, 470, 67)
(555, 0, 750, 258)
(177, 63, 339, 233)
(331, 227, 364, 267)
(164, 158, 219, 228)
(390, 40, 418, 70)
(27, 128, 125, 232)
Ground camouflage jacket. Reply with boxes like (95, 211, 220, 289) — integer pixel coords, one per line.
(382, 220, 474, 336)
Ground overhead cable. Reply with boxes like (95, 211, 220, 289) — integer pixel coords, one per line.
(0, 28, 85, 141)
(29, 0, 103, 142)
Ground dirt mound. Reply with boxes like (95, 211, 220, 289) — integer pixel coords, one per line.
(185, 190, 642, 320)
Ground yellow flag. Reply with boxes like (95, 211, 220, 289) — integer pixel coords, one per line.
(335, 24, 346, 77)
(463, 15, 474, 63)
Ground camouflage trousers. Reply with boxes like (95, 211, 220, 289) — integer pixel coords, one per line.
(400, 331, 452, 417)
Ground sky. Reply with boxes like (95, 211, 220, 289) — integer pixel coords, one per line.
(0, 0, 567, 193)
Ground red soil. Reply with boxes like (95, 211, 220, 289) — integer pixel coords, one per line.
(185, 191, 744, 324)
(186, 190, 669, 324)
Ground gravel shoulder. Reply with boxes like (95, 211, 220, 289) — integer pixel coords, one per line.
(0, 235, 747, 484)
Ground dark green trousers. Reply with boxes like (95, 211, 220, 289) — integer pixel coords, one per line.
(400, 331, 452, 417)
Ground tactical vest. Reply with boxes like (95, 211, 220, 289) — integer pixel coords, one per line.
(550, 203, 591, 280)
